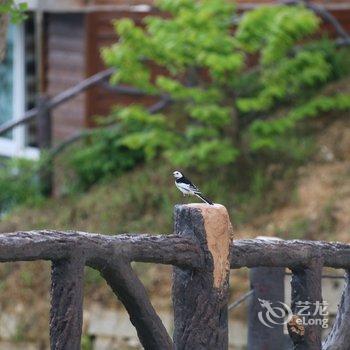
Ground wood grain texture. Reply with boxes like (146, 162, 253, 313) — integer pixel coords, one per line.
(50, 255, 85, 350)
(1, 226, 350, 349)
(323, 271, 350, 350)
(172, 204, 233, 350)
(248, 267, 287, 350)
(99, 259, 173, 350)
(289, 259, 323, 350)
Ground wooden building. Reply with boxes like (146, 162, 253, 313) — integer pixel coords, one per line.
(0, 0, 349, 158)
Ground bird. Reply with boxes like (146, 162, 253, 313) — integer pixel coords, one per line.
(173, 170, 214, 205)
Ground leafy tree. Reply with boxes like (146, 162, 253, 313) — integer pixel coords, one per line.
(0, 0, 28, 23)
(97, 0, 350, 172)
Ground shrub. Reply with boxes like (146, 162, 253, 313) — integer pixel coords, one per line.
(0, 157, 42, 213)
(66, 126, 144, 190)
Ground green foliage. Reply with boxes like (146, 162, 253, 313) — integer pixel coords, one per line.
(66, 126, 144, 191)
(81, 335, 93, 350)
(99, 0, 350, 174)
(0, 0, 28, 23)
(0, 158, 42, 213)
(236, 5, 320, 64)
(101, 0, 244, 170)
(250, 94, 350, 151)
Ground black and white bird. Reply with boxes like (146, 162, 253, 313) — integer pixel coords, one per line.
(173, 170, 214, 205)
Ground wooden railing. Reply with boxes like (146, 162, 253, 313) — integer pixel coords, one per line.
(1, 204, 350, 349)
(0, 67, 171, 194)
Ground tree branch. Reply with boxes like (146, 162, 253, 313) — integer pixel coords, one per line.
(47, 95, 172, 159)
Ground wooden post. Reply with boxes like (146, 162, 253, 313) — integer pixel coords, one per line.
(248, 266, 286, 350)
(323, 270, 350, 350)
(100, 260, 173, 350)
(289, 259, 323, 350)
(172, 204, 233, 350)
(36, 95, 53, 195)
(50, 256, 85, 350)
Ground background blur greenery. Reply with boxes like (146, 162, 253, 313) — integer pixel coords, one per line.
(1, 0, 350, 228)
(0, 2, 349, 346)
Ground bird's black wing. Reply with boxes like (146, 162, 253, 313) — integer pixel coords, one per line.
(179, 176, 200, 193)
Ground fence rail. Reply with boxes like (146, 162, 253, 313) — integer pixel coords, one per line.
(0, 204, 350, 349)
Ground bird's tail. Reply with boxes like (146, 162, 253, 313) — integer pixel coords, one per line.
(195, 193, 214, 205)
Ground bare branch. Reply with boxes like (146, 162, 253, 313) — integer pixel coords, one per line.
(99, 81, 155, 96)
(0, 69, 114, 136)
(47, 95, 172, 158)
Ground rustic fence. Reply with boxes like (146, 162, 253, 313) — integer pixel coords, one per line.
(1, 203, 350, 349)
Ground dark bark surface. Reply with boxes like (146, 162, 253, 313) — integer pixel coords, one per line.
(2, 231, 350, 269)
(172, 205, 231, 350)
(1, 229, 350, 350)
(231, 239, 350, 269)
(289, 259, 323, 350)
(50, 255, 85, 350)
(99, 260, 173, 350)
(248, 267, 287, 350)
(323, 271, 350, 350)
(0, 230, 201, 268)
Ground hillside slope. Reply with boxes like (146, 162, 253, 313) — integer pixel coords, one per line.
(0, 79, 349, 345)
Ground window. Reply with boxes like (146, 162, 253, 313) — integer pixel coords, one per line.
(0, 19, 39, 159)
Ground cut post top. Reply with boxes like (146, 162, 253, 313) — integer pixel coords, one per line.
(175, 203, 233, 288)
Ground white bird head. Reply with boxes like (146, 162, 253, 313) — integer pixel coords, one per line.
(173, 170, 183, 179)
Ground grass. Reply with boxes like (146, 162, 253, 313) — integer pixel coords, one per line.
(0, 156, 304, 235)
(0, 108, 349, 348)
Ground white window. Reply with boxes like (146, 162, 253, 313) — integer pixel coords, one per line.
(0, 23, 39, 159)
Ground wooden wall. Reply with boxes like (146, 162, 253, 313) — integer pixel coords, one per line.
(45, 13, 87, 142)
(85, 9, 159, 127)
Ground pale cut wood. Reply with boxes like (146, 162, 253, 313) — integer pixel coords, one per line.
(173, 204, 233, 350)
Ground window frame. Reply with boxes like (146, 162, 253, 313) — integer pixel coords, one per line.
(0, 23, 39, 160)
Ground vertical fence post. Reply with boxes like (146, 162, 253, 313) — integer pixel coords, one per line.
(36, 95, 53, 195)
(323, 270, 350, 349)
(50, 255, 85, 350)
(289, 258, 323, 350)
(248, 266, 286, 350)
(172, 203, 233, 350)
